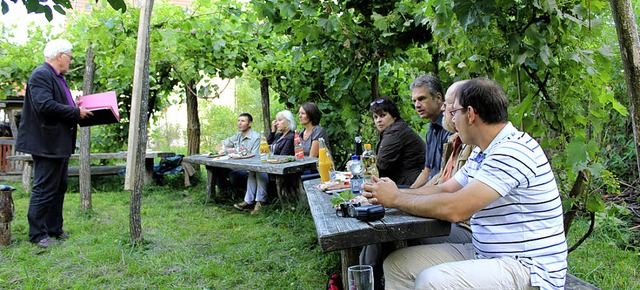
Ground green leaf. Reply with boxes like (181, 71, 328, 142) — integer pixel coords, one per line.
(585, 193, 605, 212)
(566, 136, 588, 167)
(329, 190, 356, 207)
(372, 12, 388, 31)
(106, 0, 127, 12)
(540, 45, 551, 65)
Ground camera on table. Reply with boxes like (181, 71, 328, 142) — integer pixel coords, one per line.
(336, 202, 385, 221)
(337, 201, 360, 218)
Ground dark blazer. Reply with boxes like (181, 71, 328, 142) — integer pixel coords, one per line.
(16, 63, 80, 158)
(376, 118, 426, 185)
(267, 130, 294, 156)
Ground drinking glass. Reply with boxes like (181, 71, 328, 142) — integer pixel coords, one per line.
(348, 265, 374, 290)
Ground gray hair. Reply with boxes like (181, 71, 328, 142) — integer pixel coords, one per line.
(277, 110, 297, 132)
(410, 74, 444, 101)
(43, 39, 73, 60)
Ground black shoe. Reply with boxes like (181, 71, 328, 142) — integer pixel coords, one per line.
(34, 237, 54, 248)
(53, 231, 70, 240)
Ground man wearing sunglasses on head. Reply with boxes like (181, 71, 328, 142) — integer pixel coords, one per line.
(363, 78, 567, 289)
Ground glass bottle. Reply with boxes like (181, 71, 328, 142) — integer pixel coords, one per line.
(318, 138, 334, 182)
(361, 143, 378, 182)
(294, 130, 304, 160)
(260, 133, 270, 162)
(349, 155, 364, 194)
(354, 136, 363, 156)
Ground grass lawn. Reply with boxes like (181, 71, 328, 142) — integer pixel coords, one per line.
(1, 173, 638, 289)
(0, 174, 339, 289)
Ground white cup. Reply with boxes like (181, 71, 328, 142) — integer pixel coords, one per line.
(348, 265, 374, 290)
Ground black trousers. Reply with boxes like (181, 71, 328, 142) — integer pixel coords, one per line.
(27, 155, 69, 242)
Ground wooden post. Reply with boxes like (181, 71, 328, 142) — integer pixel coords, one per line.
(0, 187, 15, 246)
(126, 0, 154, 244)
(79, 43, 96, 211)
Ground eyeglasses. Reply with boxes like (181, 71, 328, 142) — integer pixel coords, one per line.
(449, 107, 464, 117)
(370, 99, 386, 107)
(62, 53, 73, 61)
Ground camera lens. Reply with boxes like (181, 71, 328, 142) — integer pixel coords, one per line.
(347, 204, 357, 217)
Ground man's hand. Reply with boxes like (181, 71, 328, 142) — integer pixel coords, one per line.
(361, 175, 400, 208)
(79, 107, 93, 119)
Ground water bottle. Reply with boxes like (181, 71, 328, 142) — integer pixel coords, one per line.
(361, 143, 378, 182)
(349, 155, 364, 194)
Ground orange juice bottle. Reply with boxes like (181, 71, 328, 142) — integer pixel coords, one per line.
(318, 138, 333, 182)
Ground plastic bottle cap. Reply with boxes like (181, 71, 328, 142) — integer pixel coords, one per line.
(351, 155, 359, 160)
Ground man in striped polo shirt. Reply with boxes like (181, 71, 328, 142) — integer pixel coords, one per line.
(362, 78, 567, 289)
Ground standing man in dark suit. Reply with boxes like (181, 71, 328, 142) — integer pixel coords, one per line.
(16, 39, 92, 248)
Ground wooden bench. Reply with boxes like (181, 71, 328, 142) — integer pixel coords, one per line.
(67, 165, 125, 177)
(566, 273, 599, 289)
(7, 151, 175, 192)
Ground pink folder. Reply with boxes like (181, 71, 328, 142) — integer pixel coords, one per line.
(77, 91, 120, 127)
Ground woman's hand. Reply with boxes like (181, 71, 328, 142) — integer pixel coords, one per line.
(271, 120, 278, 132)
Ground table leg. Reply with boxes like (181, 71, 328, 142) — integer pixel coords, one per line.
(22, 161, 32, 194)
(273, 173, 305, 204)
(144, 157, 155, 185)
(205, 166, 217, 202)
(340, 247, 360, 289)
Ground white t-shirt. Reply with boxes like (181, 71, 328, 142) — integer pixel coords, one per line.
(454, 122, 567, 289)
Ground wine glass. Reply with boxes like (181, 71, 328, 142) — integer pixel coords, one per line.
(348, 265, 374, 290)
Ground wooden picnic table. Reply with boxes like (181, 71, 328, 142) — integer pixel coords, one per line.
(182, 154, 318, 203)
(7, 151, 176, 192)
(303, 178, 451, 288)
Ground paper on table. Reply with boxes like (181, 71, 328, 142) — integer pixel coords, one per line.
(77, 91, 120, 127)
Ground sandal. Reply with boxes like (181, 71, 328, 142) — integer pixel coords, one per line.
(251, 202, 263, 215)
(234, 201, 251, 211)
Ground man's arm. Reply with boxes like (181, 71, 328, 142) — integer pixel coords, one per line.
(214, 133, 239, 151)
(364, 176, 500, 222)
(410, 167, 431, 188)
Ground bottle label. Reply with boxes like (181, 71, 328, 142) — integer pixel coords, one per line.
(295, 148, 304, 160)
(350, 177, 364, 194)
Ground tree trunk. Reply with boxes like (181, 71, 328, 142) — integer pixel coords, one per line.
(610, 0, 640, 180)
(186, 79, 200, 155)
(260, 76, 271, 134)
(127, 0, 154, 245)
(370, 62, 379, 101)
(0, 189, 14, 246)
(563, 170, 588, 236)
(80, 43, 96, 211)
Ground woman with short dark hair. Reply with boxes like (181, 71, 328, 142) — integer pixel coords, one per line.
(370, 97, 426, 186)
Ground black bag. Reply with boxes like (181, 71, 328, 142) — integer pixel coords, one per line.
(154, 154, 184, 175)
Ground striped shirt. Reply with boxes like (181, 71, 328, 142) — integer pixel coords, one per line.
(454, 122, 567, 289)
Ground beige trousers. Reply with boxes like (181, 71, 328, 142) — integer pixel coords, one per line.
(383, 243, 539, 290)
